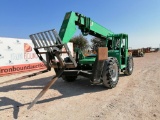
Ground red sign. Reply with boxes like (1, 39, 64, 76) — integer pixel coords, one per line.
(0, 62, 46, 76)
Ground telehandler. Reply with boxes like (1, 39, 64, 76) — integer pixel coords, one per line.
(28, 11, 134, 109)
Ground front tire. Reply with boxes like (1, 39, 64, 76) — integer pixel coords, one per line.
(102, 58, 119, 89)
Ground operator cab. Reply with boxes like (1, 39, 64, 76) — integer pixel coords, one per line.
(107, 34, 128, 69)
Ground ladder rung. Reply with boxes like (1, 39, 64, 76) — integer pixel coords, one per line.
(35, 44, 63, 49)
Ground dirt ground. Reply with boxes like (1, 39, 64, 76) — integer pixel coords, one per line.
(0, 52, 160, 120)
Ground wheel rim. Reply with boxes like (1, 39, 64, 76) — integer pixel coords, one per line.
(129, 59, 133, 71)
(111, 63, 118, 82)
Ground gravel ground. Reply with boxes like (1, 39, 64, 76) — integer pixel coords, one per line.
(0, 52, 160, 120)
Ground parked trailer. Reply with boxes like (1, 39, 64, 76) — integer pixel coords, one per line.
(143, 47, 151, 53)
(129, 48, 144, 57)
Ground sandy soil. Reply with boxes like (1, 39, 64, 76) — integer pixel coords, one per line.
(0, 52, 160, 120)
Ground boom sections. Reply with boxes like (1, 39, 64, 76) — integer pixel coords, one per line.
(59, 11, 114, 43)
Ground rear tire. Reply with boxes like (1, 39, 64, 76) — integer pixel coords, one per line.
(62, 75, 77, 82)
(124, 55, 134, 75)
(102, 58, 119, 89)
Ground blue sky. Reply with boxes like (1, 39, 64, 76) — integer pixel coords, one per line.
(0, 0, 159, 48)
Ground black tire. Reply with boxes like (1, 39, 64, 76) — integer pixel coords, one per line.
(124, 55, 134, 75)
(102, 58, 119, 89)
(62, 75, 77, 82)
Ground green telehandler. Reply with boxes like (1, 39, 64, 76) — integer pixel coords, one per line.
(28, 11, 134, 109)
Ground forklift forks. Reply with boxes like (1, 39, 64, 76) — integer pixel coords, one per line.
(28, 29, 77, 109)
